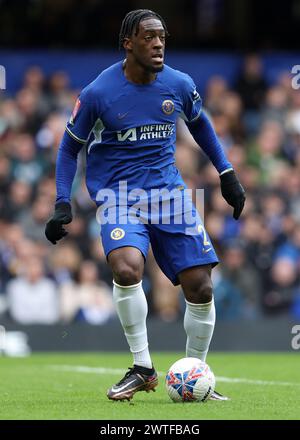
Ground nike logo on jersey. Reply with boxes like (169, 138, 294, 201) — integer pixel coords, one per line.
(203, 247, 212, 253)
(117, 111, 130, 120)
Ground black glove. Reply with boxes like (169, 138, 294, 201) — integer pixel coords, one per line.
(220, 170, 246, 220)
(45, 202, 73, 244)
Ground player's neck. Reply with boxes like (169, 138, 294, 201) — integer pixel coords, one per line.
(123, 59, 157, 85)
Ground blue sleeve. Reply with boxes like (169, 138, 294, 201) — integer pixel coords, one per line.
(56, 88, 98, 204)
(55, 130, 83, 204)
(180, 74, 202, 123)
(186, 111, 232, 174)
(65, 88, 98, 144)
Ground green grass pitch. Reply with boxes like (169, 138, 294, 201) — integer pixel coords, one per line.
(0, 352, 299, 420)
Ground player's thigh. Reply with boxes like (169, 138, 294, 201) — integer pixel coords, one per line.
(149, 206, 218, 286)
(100, 222, 149, 285)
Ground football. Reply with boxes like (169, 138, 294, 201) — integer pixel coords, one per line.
(165, 357, 215, 402)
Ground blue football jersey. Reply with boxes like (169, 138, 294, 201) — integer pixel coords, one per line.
(66, 60, 202, 203)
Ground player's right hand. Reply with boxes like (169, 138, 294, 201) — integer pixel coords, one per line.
(45, 202, 73, 244)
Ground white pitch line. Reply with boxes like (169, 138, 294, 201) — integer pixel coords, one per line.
(50, 365, 128, 375)
(215, 376, 299, 387)
(49, 365, 299, 387)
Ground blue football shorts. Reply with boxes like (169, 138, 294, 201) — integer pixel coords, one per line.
(98, 195, 219, 286)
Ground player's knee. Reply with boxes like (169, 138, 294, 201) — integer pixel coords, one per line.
(113, 262, 142, 286)
(109, 248, 144, 286)
(197, 282, 213, 304)
(184, 276, 213, 304)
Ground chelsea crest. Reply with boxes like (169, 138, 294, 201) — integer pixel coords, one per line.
(162, 99, 175, 115)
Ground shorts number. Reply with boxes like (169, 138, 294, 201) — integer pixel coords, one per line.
(198, 225, 210, 246)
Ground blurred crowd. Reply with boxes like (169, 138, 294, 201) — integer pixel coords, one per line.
(0, 54, 300, 325)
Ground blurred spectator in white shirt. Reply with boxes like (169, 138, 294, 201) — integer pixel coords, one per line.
(7, 256, 59, 324)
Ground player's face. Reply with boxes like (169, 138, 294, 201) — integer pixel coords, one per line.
(127, 18, 165, 73)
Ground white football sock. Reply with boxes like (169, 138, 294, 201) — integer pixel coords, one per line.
(184, 298, 216, 362)
(113, 280, 152, 369)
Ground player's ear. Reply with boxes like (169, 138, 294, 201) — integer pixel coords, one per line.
(123, 38, 132, 51)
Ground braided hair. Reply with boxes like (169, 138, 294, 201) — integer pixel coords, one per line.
(119, 9, 168, 49)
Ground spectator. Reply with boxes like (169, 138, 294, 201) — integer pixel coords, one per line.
(219, 241, 262, 318)
(205, 76, 228, 113)
(235, 54, 267, 134)
(247, 120, 286, 184)
(264, 257, 299, 314)
(261, 85, 288, 126)
(49, 241, 82, 284)
(5, 180, 32, 222)
(60, 260, 115, 324)
(10, 133, 47, 184)
(212, 267, 243, 320)
(0, 153, 11, 193)
(19, 195, 53, 241)
(46, 71, 72, 112)
(23, 66, 46, 94)
(15, 88, 45, 133)
(147, 249, 181, 322)
(6, 256, 59, 324)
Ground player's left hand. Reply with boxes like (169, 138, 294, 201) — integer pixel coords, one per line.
(220, 170, 246, 220)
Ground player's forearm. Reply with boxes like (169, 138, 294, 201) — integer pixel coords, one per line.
(55, 131, 82, 204)
(186, 111, 232, 174)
